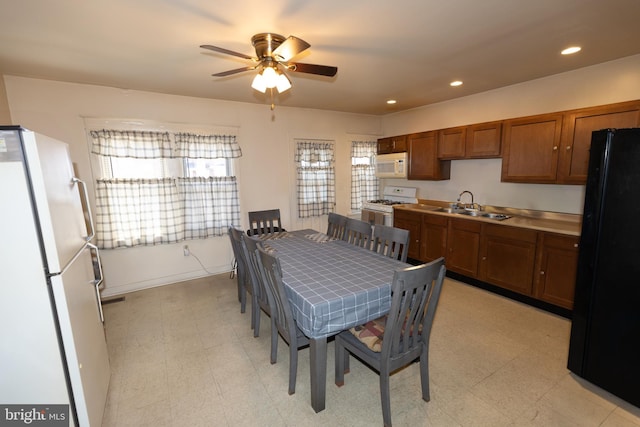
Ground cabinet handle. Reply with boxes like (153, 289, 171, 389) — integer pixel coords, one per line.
(566, 146, 572, 151)
(553, 146, 558, 151)
(482, 256, 486, 261)
(573, 243, 578, 248)
(540, 270, 545, 275)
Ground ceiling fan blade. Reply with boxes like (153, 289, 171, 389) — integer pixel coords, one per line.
(212, 66, 257, 77)
(200, 44, 255, 61)
(272, 36, 310, 62)
(288, 62, 338, 77)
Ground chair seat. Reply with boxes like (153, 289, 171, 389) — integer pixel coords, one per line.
(349, 316, 387, 352)
(350, 312, 424, 353)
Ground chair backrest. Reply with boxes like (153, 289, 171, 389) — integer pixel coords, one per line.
(241, 234, 269, 309)
(382, 257, 446, 361)
(255, 246, 299, 343)
(371, 224, 410, 262)
(228, 227, 248, 288)
(343, 218, 373, 248)
(327, 212, 349, 240)
(248, 209, 284, 236)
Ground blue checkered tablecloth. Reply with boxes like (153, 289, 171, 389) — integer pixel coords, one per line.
(258, 229, 408, 339)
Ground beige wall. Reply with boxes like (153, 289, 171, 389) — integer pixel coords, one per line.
(0, 77, 12, 124)
(381, 54, 640, 213)
(5, 53, 640, 295)
(3, 76, 381, 296)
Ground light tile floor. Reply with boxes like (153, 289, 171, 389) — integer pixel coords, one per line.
(101, 274, 640, 427)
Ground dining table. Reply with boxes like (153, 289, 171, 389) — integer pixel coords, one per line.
(257, 229, 409, 413)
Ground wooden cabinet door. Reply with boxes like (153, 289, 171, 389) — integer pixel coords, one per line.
(447, 218, 481, 277)
(479, 224, 538, 296)
(558, 101, 640, 184)
(377, 137, 393, 154)
(466, 121, 502, 158)
(438, 126, 466, 159)
(534, 233, 579, 309)
(377, 135, 407, 154)
(407, 132, 451, 180)
(393, 209, 421, 260)
(501, 113, 563, 183)
(421, 214, 448, 262)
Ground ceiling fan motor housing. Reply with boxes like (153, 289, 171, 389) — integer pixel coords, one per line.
(251, 33, 286, 60)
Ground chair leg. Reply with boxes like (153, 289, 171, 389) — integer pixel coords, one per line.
(420, 351, 431, 402)
(270, 318, 278, 365)
(334, 338, 348, 386)
(253, 297, 260, 337)
(380, 370, 392, 427)
(288, 341, 297, 395)
(238, 281, 245, 312)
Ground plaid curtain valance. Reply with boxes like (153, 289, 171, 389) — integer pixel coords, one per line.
(174, 133, 242, 159)
(90, 130, 242, 159)
(90, 130, 173, 158)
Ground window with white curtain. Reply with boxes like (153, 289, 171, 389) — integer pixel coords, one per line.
(351, 140, 379, 210)
(89, 127, 242, 249)
(295, 139, 335, 218)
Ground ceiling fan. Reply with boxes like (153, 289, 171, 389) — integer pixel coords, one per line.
(200, 33, 338, 95)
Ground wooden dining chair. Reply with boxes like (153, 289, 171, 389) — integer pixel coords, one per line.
(371, 224, 410, 263)
(255, 246, 310, 395)
(241, 234, 271, 338)
(343, 217, 373, 248)
(247, 209, 286, 236)
(327, 212, 348, 240)
(335, 258, 446, 427)
(227, 227, 249, 313)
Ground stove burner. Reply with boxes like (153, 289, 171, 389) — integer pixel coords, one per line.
(367, 199, 402, 205)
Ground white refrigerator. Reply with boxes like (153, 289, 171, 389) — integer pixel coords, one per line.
(0, 126, 110, 426)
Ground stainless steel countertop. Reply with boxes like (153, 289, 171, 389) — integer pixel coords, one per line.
(394, 200, 582, 237)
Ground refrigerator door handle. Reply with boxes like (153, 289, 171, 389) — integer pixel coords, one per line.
(72, 176, 95, 242)
(87, 242, 105, 323)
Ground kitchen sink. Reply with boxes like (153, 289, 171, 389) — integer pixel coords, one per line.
(457, 210, 511, 221)
(430, 206, 511, 221)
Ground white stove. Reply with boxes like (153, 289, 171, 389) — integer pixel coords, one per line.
(361, 186, 418, 225)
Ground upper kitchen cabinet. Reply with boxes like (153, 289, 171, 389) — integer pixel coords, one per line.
(377, 135, 407, 154)
(438, 122, 502, 159)
(407, 131, 451, 180)
(466, 121, 502, 158)
(557, 101, 640, 184)
(501, 113, 564, 183)
(438, 126, 466, 159)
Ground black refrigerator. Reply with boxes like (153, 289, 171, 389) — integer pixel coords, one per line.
(568, 128, 640, 408)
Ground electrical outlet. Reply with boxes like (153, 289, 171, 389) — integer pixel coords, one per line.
(183, 245, 190, 256)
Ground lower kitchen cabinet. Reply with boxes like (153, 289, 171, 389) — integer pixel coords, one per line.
(534, 233, 579, 309)
(479, 224, 538, 295)
(421, 214, 447, 262)
(393, 209, 421, 260)
(447, 218, 481, 277)
(393, 207, 579, 312)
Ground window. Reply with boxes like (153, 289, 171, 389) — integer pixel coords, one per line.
(351, 140, 379, 210)
(295, 139, 335, 218)
(89, 127, 241, 249)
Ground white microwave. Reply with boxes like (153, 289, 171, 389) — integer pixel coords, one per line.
(375, 152, 407, 178)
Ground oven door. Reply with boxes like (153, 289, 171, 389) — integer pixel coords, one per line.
(361, 209, 393, 226)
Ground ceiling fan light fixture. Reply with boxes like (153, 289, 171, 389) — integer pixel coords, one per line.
(251, 73, 267, 93)
(262, 66, 278, 89)
(276, 72, 292, 93)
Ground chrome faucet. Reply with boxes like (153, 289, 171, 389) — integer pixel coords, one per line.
(457, 190, 475, 209)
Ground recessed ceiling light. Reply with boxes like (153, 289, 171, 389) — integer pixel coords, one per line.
(450, 80, 463, 87)
(561, 46, 581, 55)
(386, 99, 397, 105)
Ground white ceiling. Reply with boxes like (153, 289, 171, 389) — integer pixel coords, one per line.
(2, 0, 640, 115)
